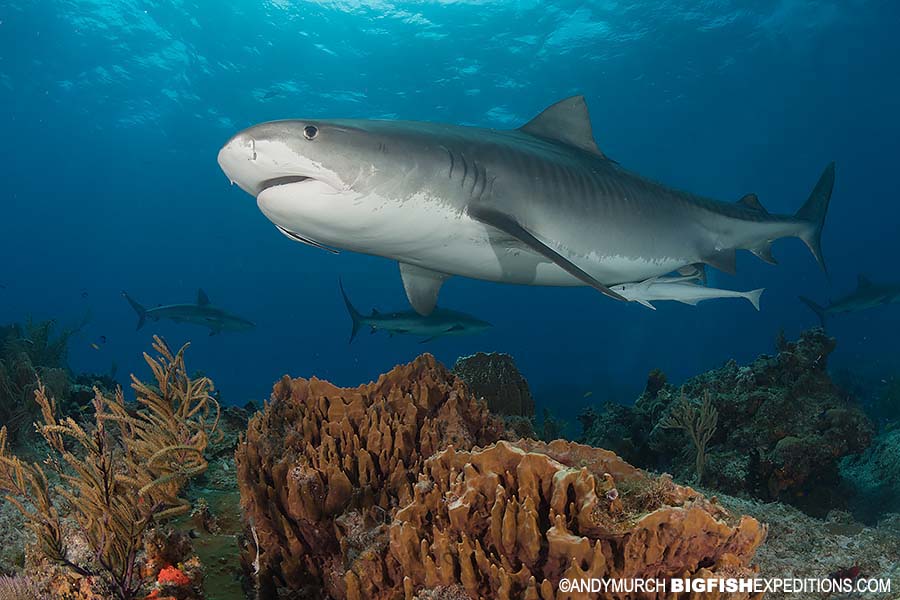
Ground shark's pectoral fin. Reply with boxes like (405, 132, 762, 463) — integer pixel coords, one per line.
(702, 248, 737, 275)
(419, 336, 438, 343)
(209, 329, 220, 336)
(469, 206, 627, 302)
(399, 263, 448, 316)
(636, 299, 657, 310)
(445, 324, 465, 332)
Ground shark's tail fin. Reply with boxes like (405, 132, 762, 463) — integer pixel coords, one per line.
(122, 291, 147, 330)
(745, 288, 764, 311)
(339, 279, 362, 344)
(799, 296, 827, 328)
(794, 162, 835, 274)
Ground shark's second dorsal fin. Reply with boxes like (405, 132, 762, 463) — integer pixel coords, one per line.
(519, 96, 604, 157)
(857, 274, 873, 288)
(737, 193, 769, 214)
(198, 289, 210, 306)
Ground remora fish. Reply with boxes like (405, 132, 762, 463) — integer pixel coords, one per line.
(340, 281, 491, 343)
(800, 275, 900, 327)
(610, 276, 764, 311)
(217, 95, 834, 316)
(122, 289, 255, 336)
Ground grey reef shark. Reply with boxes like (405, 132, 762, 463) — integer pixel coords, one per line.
(340, 280, 491, 343)
(123, 289, 255, 335)
(218, 95, 834, 314)
(800, 275, 900, 327)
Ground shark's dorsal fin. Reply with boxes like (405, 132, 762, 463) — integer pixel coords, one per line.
(371, 308, 380, 316)
(399, 262, 449, 316)
(857, 274, 873, 289)
(197, 289, 210, 306)
(737, 193, 769, 214)
(519, 96, 605, 157)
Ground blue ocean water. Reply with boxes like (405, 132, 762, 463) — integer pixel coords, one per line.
(2, 0, 899, 424)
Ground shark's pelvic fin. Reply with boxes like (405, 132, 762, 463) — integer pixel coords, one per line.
(198, 289, 210, 306)
(399, 262, 448, 316)
(702, 247, 737, 275)
(469, 206, 627, 302)
(518, 95, 605, 158)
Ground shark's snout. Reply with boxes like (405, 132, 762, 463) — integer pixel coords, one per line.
(217, 133, 259, 195)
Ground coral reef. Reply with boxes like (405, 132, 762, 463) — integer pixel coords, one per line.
(0, 336, 218, 600)
(0, 574, 40, 600)
(840, 427, 900, 520)
(0, 319, 76, 443)
(452, 351, 534, 417)
(237, 355, 766, 600)
(391, 439, 765, 600)
(581, 329, 873, 514)
(235, 354, 506, 598)
(716, 496, 900, 600)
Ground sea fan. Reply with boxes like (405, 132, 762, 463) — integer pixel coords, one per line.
(0, 575, 40, 600)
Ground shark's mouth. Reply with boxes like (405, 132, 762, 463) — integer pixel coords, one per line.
(274, 225, 340, 254)
(257, 175, 312, 194)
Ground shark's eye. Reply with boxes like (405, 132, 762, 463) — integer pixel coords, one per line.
(303, 125, 318, 140)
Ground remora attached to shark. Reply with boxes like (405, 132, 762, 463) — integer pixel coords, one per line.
(123, 289, 255, 335)
(218, 96, 834, 315)
(339, 280, 491, 343)
(611, 275, 764, 311)
(800, 275, 900, 327)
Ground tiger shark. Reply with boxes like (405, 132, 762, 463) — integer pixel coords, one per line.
(122, 290, 255, 335)
(217, 96, 834, 316)
(800, 275, 900, 327)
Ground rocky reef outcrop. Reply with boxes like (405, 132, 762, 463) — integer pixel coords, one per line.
(451, 351, 534, 417)
(841, 427, 900, 520)
(580, 329, 873, 514)
(237, 354, 766, 600)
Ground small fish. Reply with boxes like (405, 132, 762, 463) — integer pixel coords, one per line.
(81, 290, 89, 298)
(262, 90, 280, 100)
(91, 343, 100, 350)
(583, 391, 593, 398)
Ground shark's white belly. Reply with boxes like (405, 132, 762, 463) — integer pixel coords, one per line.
(258, 184, 681, 287)
(376, 200, 681, 286)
